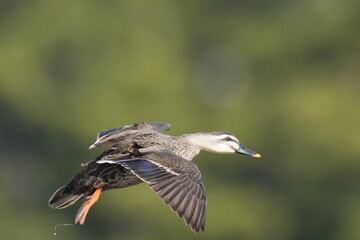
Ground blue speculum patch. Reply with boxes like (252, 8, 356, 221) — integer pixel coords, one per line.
(98, 127, 123, 138)
(123, 160, 161, 174)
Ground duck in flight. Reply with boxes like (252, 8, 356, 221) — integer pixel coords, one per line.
(48, 122, 261, 233)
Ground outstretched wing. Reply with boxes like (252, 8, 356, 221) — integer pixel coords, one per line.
(90, 122, 171, 149)
(97, 152, 206, 232)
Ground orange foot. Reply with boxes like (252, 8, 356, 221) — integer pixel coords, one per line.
(75, 188, 103, 225)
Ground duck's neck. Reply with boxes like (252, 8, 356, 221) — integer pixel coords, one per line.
(181, 133, 217, 153)
(163, 134, 203, 161)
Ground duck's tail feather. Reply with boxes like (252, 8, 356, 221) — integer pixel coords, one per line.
(48, 185, 84, 209)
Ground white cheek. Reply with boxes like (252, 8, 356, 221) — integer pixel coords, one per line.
(209, 144, 236, 154)
(228, 142, 239, 150)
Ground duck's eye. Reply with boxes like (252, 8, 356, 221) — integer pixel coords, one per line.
(224, 137, 233, 141)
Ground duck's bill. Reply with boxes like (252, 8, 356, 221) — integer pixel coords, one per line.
(236, 144, 261, 158)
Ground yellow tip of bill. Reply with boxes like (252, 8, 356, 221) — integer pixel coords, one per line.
(252, 153, 261, 158)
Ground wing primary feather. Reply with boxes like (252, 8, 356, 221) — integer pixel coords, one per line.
(169, 189, 187, 211)
(184, 195, 197, 225)
(190, 198, 202, 232)
(177, 180, 197, 217)
(197, 199, 206, 232)
(157, 181, 179, 199)
(150, 178, 177, 192)
(176, 194, 192, 218)
(163, 185, 183, 205)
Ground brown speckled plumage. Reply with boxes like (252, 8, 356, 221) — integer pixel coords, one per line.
(48, 121, 260, 233)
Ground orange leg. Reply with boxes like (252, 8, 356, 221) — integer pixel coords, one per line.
(75, 188, 103, 225)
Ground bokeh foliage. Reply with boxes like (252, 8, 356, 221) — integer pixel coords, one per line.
(0, 0, 359, 239)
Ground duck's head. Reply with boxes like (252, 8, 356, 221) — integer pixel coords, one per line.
(187, 132, 261, 158)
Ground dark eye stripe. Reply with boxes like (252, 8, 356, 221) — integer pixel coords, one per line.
(224, 137, 234, 141)
(218, 134, 239, 143)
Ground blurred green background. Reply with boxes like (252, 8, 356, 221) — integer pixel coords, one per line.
(1, 0, 360, 239)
